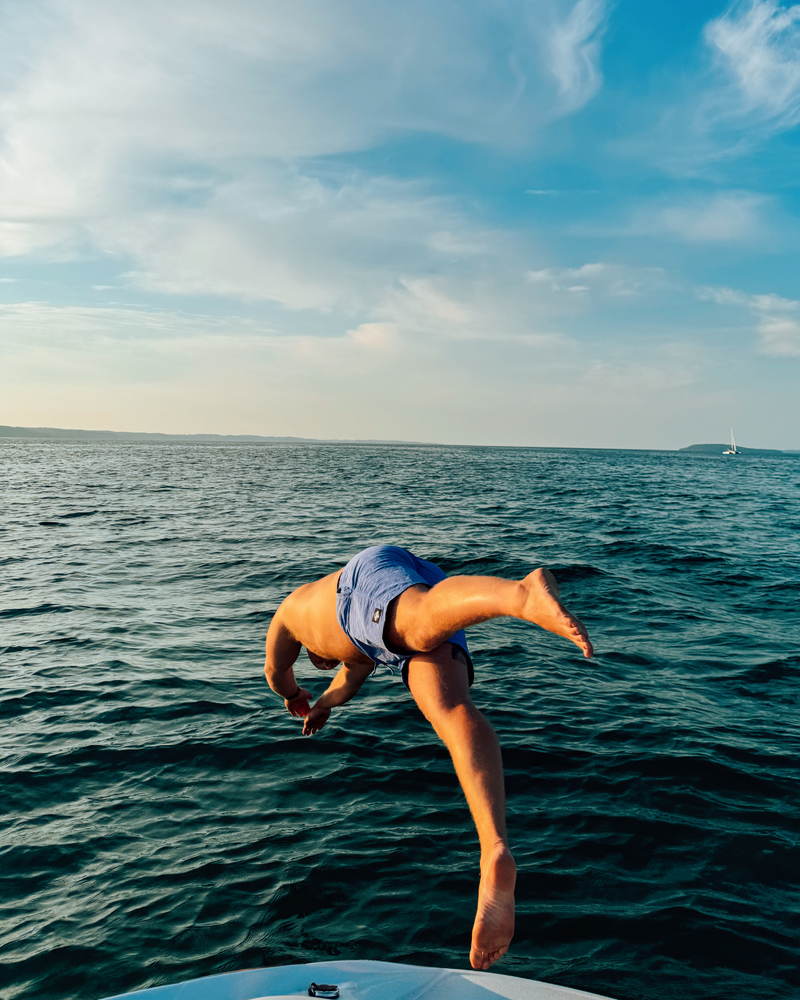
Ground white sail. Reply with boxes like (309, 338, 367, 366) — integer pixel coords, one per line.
(723, 427, 738, 455)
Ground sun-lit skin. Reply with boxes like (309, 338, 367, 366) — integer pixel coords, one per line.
(264, 565, 592, 971)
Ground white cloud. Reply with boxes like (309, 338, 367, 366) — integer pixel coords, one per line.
(0, 294, 575, 441)
(0, 299, 246, 359)
(0, 0, 613, 338)
(758, 316, 800, 354)
(751, 292, 800, 355)
(528, 262, 605, 286)
(750, 292, 799, 312)
(346, 322, 399, 352)
(95, 170, 484, 312)
(5, 279, 780, 447)
(696, 285, 749, 306)
(699, 283, 800, 356)
(616, 2, 800, 171)
(704, 0, 800, 132)
(661, 191, 767, 241)
(0, 0, 607, 255)
(426, 230, 490, 257)
(633, 191, 769, 243)
(526, 262, 668, 296)
(395, 278, 473, 328)
(3, 4, 795, 447)
(547, 0, 608, 113)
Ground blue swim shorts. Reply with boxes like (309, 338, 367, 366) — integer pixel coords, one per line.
(336, 545, 473, 688)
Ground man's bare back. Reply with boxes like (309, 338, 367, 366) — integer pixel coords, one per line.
(264, 546, 592, 970)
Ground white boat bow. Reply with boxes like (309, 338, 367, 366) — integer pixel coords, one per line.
(100, 959, 616, 1000)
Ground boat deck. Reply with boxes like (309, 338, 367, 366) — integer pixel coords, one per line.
(101, 959, 615, 1000)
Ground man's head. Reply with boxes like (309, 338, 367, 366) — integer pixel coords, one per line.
(306, 648, 340, 671)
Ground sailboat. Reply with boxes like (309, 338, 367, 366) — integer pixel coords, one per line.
(722, 428, 739, 455)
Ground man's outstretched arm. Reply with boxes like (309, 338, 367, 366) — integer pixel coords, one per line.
(264, 609, 310, 716)
(302, 662, 373, 735)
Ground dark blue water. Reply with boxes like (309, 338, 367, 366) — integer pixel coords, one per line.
(2, 441, 799, 1000)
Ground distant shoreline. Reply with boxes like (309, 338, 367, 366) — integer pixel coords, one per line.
(1, 425, 797, 453)
(677, 443, 798, 456)
(0, 424, 420, 446)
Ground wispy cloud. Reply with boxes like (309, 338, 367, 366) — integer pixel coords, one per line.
(757, 316, 800, 354)
(644, 191, 769, 242)
(547, 0, 608, 113)
(697, 286, 750, 306)
(99, 170, 490, 312)
(0, 0, 612, 322)
(525, 188, 599, 196)
(527, 262, 669, 296)
(699, 284, 800, 355)
(616, 1, 800, 172)
(750, 291, 800, 355)
(0, 2, 795, 447)
(704, 0, 800, 132)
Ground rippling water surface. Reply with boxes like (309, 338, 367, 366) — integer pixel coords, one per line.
(2, 441, 799, 1000)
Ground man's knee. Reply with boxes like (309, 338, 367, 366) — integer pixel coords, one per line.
(403, 623, 440, 653)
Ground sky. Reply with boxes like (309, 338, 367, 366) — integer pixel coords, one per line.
(1, 0, 799, 448)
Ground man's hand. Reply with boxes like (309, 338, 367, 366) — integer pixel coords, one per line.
(302, 704, 331, 736)
(285, 688, 312, 718)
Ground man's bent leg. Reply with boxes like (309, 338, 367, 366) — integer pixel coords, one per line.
(407, 644, 515, 971)
(387, 568, 592, 659)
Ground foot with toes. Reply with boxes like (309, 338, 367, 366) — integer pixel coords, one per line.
(470, 845, 516, 970)
(519, 568, 593, 658)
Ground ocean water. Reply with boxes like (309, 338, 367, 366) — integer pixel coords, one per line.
(1, 440, 799, 1000)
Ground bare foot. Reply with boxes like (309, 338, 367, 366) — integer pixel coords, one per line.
(518, 568, 593, 658)
(470, 845, 516, 971)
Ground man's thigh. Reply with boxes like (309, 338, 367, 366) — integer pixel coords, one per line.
(406, 642, 473, 718)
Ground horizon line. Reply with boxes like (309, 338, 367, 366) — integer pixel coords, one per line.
(1, 424, 798, 454)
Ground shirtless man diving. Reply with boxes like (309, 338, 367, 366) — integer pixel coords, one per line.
(264, 545, 593, 972)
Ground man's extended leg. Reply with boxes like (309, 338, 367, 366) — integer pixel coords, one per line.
(407, 643, 516, 971)
(387, 567, 593, 659)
